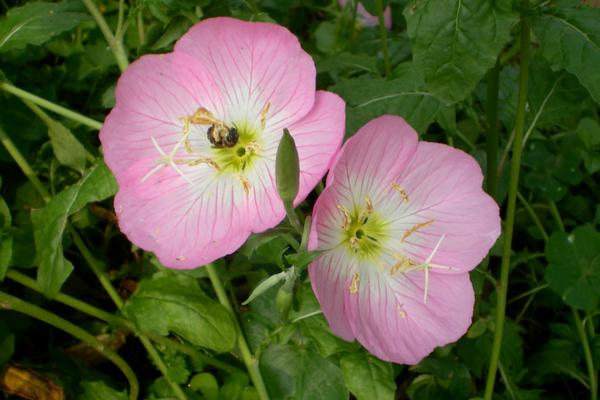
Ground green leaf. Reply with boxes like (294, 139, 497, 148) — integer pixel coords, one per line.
(359, 0, 390, 16)
(545, 225, 600, 310)
(189, 373, 219, 400)
(331, 65, 442, 136)
(529, 339, 581, 382)
(260, 343, 348, 400)
(576, 117, 600, 174)
(33, 161, 117, 297)
(315, 53, 378, 75)
(123, 273, 237, 353)
(340, 353, 395, 400)
(0, 1, 89, 53)
(47, 119, 87, 173)
(79, 379, 129, 400)
(242, 269, 288, 305)
(0, 319, 15, 368)
(533, 4, 600, 104)
(404, 0, 517, 104)
(0, 195, 12, 280)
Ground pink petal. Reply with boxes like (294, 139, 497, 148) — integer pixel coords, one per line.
(100, 52, 222, 180)
(308, 248, 357, 342)
(114, 157, 251, 269)
(175, 17, 316, 132)
(389, 142, 501, 273)
(344, 267, 474, 364)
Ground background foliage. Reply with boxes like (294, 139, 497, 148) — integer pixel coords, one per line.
(1, 0, 600, 399)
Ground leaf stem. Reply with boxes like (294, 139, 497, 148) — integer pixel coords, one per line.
(205, 263, 270, 400)
(0, 82, 103, 130)
(485, 61, 500, 200)
(547, 200, 565, 233)
(0, 290, 139, 400)
(483, 16, 531, 400)
(573, 308, 598, 400)
(516, 191, 548, 241)
(81, 0, 129, 72)
(375, 0, 391, 77)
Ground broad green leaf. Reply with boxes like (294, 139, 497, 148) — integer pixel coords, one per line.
(260, 343, 348, 400)
(315, 53, 378, 75)
(123, 274, 237, 353)
(331, 65, 442, 136)
(33, 161, 117, 297)
(0, 195, 12, 279)
(404, 0, 516, 104)
(533, 4, 600, 104)
(340, 353, 395, 400)
(545, 225, 600, 310)
(0, 1, 89, 53)
(0, 319, 15, 368)
(529, 339, 581, 382)
(47, 119, 87, 173)
(150, 16, 192, 51)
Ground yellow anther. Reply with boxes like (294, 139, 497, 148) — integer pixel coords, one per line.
(185, 158, 221, 171)
(260, 102, 271, 129)
(349, 237, 360, 251)
(246, 141, 262, 154)
(391, 182, 409, 203)
(401, 219, 434, 242)
(349, 272, 360, 294)
(389, 254, 416, 275)
(238, 175, 251, 194)
(366, 196, 373, 214)
(337, 204, 351, 229)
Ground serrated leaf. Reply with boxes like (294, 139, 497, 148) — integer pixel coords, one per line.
(260, 343, 348, 400)
(33, 161, 117, 297)
(545, 225, 600, 310)
(340, 353, 395, 400)
(331, 66, 442, 136)
(0, 1, 89, 53)
(123, 274, 237, 353)
(47, 119, 87, 173)
(533, 4, 600, 104)
(404, 0, 517, 104)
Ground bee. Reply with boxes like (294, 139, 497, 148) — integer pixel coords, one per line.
(188, 107, 239, 148)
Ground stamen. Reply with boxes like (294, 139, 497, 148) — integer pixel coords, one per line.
(391, 182, 409, 203)
(185, 158, 221, 171)
(389, 254, 416, 275)
(366, 196, 373, 213)
(349, 272, 360, 294)
(337, 204, 351, 229)
(349, 237, 360, 251)
(404, 234, 447, 304)
(401, 219, 434, 242)
(246, 141, 262, 154)
(238, 175, 251, 194)
(260, 102, 271, 129)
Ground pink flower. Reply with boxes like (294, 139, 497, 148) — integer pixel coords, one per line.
(308, 115, 500, 364)
(339, 0, 392, 29)
(100, 17, 345, 269)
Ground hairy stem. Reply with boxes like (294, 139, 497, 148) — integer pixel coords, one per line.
(375, 0, 391, 77)
(485, 61, 500, 200)
(205, 263, 270, 400)
(483, 17, 530, 400)
(0, 82, 103, 130)
(81, 0, 129, 72)
(0, 290, 139, 400)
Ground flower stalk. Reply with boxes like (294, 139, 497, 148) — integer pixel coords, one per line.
(205, 263, 270, 400)
(485, 61, 500, 200)
(483, 16, 531, 400)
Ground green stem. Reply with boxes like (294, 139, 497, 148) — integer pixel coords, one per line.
(81, 0, 129, 72)
(485, 61, 500, 200)
(0, 126, 51, 202)
(137, 11, 145, 47)
(205, 263, 270, 400)
(516, 191, 548, 241)
(375, 0, 391, 77)
(508, 283, 548, 305)
(116, 0, 125, 39)
(483, 17, 530, 400)
(284, 201, 303, 234)
(548, 200, 565, 233)
(138, 336, 188, 400)
(573, 308, 598, 400)
(0, 82, 103, 130)
(1, 126, 186, 400)
(5, 270, 124, 327)
(0, 290, 139, 400)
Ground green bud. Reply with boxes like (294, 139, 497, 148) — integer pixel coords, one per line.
(275, 129, 300, 206)
(275, 267, 296, 318)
